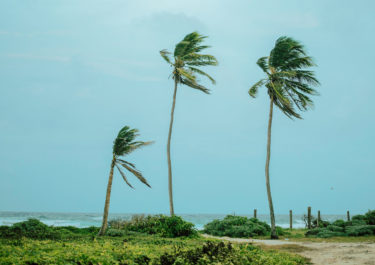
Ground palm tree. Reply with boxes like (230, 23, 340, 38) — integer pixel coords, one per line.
(98, 126, 153, 236)
(249, 37, 320, 239)
(160, 32, 218, 216)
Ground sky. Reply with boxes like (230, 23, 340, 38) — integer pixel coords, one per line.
(0, 0, 374, 216)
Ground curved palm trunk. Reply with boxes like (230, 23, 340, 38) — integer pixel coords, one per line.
(167, 79, 178, 216)
(98, 156, 116, 236)
(266, 96, 278, 239)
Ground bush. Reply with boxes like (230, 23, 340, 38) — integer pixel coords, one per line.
(305, 210, 375, 238)
(0, 219, 62, 240)
(305, 228, 326, 237)
(332, 220, 346, 228)
(346, 225, 375, 236)
(109, 215, 197, 238)
(203, 215, 271, 238)
(352, 214, 366, 222)
(365, 210, 375, 225)
(326, 225, 344, 233)
(315, 230, 347, 238)
(0, 219, 100, 240)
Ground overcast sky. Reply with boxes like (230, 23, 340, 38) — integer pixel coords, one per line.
(1, 0, 374, 215)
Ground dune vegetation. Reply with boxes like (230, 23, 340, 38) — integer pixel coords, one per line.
(0, 219, 309, 265)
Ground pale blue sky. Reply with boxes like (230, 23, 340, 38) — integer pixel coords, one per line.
(1, 0, 374, 215)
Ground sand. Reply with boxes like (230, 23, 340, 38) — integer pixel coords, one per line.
(203, 234, 375, 265)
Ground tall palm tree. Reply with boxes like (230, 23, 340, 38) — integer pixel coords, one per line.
(98, 126, 152, 236)
(249, 37, 320, 239)
(160, 32, 218, 216)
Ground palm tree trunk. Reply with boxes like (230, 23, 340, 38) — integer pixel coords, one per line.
(266, 96, 278, 239)
(167, 79, 178, 216)
(98, 156, 116, 236)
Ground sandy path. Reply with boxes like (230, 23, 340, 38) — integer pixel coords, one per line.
(203, 234, 375, 265)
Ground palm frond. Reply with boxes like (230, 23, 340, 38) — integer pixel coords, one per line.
(119, 162, 151, 188)
(180, 77, 210, 94)
(115, 164, 134, 188)
(256, 57, 269, 74)
(116, 159, 136, 168)
(160, 49, 172, 65)
(162, 32, 217, 94)
(177, 68, 196, 82)
(124, 141, 154, 155)
(184, 54, 218, 66)
(174, 40, 190, 57)
(188, 67, 216, 84)
(178, 32, 208, 55)
(249, 79, 265, 98)
(250, 36, 319, 119)
(113, 126, 139, 156)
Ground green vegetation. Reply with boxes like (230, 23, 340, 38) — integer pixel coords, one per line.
(0, 219, 308, 264)
(98, 126, 153, 236)
(160, 32, 218, 216)
(248, 36, 320, 239)
(108, 215, 198, 238)
(203, 215, 273, 238)
(0, 219, 99, 240)
(305, 210, 375, 238)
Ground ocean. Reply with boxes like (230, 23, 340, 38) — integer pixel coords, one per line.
(0, 212, 347, 230)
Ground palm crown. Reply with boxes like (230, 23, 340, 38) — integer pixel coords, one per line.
(249, 36, 320, 119)
(112, 126, 152, 188)
(160, 32, 218, 93)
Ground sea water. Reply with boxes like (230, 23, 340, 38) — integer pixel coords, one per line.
(0, 212, 347, 230)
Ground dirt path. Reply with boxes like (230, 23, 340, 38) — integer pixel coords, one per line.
(203, 234, 375, 265)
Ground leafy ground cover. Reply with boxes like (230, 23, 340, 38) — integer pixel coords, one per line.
(108, 214, 197, 238)
(0, 219, 308, 265)
(203, 215, 285, 238)
(304, 210, 375, 238)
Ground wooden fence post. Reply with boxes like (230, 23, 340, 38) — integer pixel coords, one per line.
(289, 210, 293, 229)
(307, 206, 312, 229)
(254, 209, 257, 219)
(347, 210, 350, 221)
(317, 210, 321, 227)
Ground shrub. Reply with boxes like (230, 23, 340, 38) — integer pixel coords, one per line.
(156, 241, 307, 265)
(346, 225, 375, 236)
(315, 230, 346, 238)
(108, 215, 197, 238)
(0, 219, 62, 240)
(0, 219, 100, 240)
(352, 214, 366, 221)
(203, 215, 271, 238)
(305, 210, 375, 238)
(326, 225, 344, 232)
(365, 210, 375, 225)
(332, 220, 346, 228)
(305, 228, 326, 237)
(276, 226, 287, 236)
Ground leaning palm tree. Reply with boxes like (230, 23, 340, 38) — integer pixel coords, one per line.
(98, 126, 153, 236)
(249, 37, 320, 239)
(160, 32, 218, 216)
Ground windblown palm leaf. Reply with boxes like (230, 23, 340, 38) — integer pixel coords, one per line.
(249, 36, 320, 119)
(112, 126, 153, 188)
(160, 32, 218, 94)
